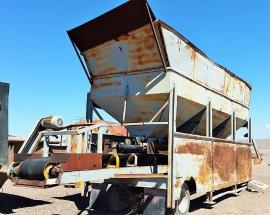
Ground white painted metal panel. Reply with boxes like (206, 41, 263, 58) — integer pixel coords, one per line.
(84, 24, 251, 138)
(161, 29, 194, 78)
(84, 24, 163, 77)
(161, 27, 251, 107)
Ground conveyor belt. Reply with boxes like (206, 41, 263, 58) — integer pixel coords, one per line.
(18, 158, 50, 181)
(19, 116, 63, 154)
(20, 118, 46, 154)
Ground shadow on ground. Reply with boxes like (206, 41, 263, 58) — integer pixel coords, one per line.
(55, 189, 241, 214)
(0, 192, 51, 214)
(190, 193, 238, 213)
(55, 193, 89, 212)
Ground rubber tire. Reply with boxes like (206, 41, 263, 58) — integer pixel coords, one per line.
(174, 182, 190, 215)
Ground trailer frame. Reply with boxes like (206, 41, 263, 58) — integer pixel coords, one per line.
(35, 84, 253, 213)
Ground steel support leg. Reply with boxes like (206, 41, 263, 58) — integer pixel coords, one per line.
(144, 188, 167, 215)
(86, 92, 93, 123)
(89, 183, 109, 210)
(206, 101, 214, 202)
(167, 86, 177, 209)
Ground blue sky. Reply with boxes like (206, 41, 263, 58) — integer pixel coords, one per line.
(0, 0, 269, 138)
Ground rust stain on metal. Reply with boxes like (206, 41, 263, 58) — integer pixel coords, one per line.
(175, 139, 252, 192)
(84, 24, 162, 77)
(196, 142, 212, 186)
(175, 140, 212, 186)
(93, 80, 121, 89)
(96, 67, 118, 76)
(69, 125, 87, 153)
(175, 142, 204, 155)
(70, 134, 78, 153)
(213, 142, 235, 187)
(236, 146, 252, 183)
(70, 1, 251, 139)
(191, 49, 196, 61)
(70, 119, 128, 137)
(61, 153, 102, 171)
(92, 120, 128, 136)
(136, 93, 168, 102)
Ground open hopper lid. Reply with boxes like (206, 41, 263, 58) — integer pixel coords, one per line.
(67, 0, 156, 53)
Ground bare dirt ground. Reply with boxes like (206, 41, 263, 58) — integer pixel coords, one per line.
(0, 140, 270, 215)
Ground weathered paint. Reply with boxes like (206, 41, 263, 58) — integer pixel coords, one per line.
(86, 23, 250, 138)
(67, 126, 88, 154)
(67, 120, 128, 153)
(236, 146, 252, 183)
(70, 2, 251, 138)
(173, 135, 252, 200)
(91, 67, 249, 137)
(213, 142, 236, 190)
(70, 119, 128, 136)
(60, 153, 102, 171)
(174, 139, 212, 195)
(83, 24, 163, 77)
(160, 23, 251, 106)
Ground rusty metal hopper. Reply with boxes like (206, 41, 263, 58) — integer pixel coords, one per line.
(68, 0, 251, 138)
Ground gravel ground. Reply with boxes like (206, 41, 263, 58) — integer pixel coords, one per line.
(1, 142, 269, 215)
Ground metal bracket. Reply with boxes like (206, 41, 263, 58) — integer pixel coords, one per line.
(150, 100, 169, 123)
